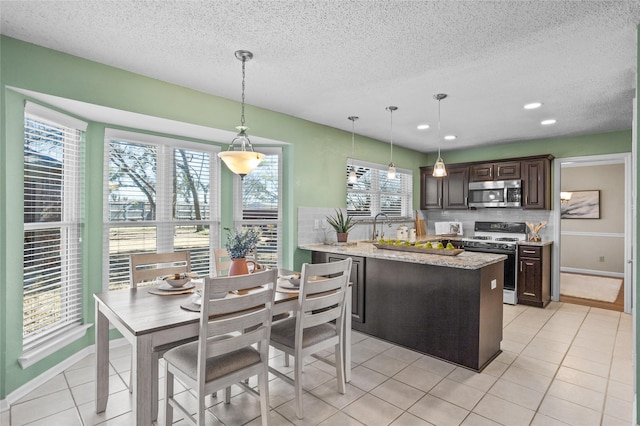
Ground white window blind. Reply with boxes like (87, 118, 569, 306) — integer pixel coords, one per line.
(346, 159, 413, 218)
(234, 148, 282, 268)
(104, 130, 219, 290)
(23, 103, 86, 353)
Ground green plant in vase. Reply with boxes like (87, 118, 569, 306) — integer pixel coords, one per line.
(326, 209, 355, 242)
(224, 227, 261, 276)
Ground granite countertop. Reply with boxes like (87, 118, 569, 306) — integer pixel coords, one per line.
(299, 242, 507, 270)
(517, 240, 553, 247)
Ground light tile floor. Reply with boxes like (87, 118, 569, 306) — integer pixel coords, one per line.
(3, 302, 634, 425)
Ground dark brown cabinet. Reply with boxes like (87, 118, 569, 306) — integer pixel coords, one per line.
(420, 165, 469, 210)
(517, 244, 550, 308)
(522, 158, 551, 209)
(312, 252, 365, 323)
(470, 161, 520, 182)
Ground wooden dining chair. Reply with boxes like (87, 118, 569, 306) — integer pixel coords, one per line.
(163, 268, 278, 426)
(130, 251, 191, 287)
(128, 251, 193, 420)
(268, 258, 352, 419)
(213, 248, 231, 277)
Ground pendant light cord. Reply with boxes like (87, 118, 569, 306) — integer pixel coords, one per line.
(240, 57, 247, 127)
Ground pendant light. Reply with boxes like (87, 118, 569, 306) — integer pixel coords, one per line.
(218, 50, 265, 178)
(432, 93, 448, 178)
(347, 116, 359, 184)
(386, 106, 398, 179)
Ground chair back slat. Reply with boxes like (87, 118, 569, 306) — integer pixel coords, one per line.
(203, 287, 272, 317)
(303, 275, 344, 295)
(206, 326, 267, 358)
(130, 251, 191, 288)
(303, 306, 344, 329)
(302, 290, 344, 313)
(205, 308, 270, 337)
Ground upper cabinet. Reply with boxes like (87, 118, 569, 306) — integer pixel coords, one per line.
(469, 161, 521, 182)
(521, 157, 551, 209)
(420, 165, 469, 210)
(421, 155, 553, 210)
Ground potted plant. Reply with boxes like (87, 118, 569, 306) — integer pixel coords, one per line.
(224, 227, 261, 275)
(326, 209, 355, 242)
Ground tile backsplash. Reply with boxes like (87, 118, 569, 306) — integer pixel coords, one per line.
(297, 207, 415, 245)
(298, 207, 554, 246)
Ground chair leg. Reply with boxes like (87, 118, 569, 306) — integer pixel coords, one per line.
(164, 364, 174, 426)
(225, 386, 231, 404)
(294, 353, 304, 419)
(335, 342, 346, 394)
(151, 352, 160, 421)
(258, 369, 270, 426)
(284, 353, 290, 367)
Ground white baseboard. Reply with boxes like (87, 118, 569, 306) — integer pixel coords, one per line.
(0, 338, 128, 413)
(560, 267, 624, 279)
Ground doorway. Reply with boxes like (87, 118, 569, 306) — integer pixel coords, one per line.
(552, 153, 633, 313)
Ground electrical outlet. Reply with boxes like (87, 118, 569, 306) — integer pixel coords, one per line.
(491, 279, 497, 290)
(313, 219, 320, 230)
(599, 256, 605, 262)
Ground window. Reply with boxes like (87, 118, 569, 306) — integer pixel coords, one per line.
(104, 130, 219, 290)
(22, 103, 86, 359)
(346, 159, 413, 218)
(234, 148, 282, 268)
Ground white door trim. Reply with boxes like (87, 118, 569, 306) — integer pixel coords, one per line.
(553, 152, 633, 313)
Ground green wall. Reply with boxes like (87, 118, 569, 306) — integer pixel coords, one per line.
(426, 130, 632, 165)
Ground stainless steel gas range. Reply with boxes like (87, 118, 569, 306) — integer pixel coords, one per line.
(460, 221, 528, 304)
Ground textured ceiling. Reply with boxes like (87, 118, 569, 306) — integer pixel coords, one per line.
(1, 1, 639, 153)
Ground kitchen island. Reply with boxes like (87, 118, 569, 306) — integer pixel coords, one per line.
(299, 242, 506, 371)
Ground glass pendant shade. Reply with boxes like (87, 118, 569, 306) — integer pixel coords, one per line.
(348, 169, 357, 183)
(218, 50, 265, 177)
(387, 163, 396, 179)
(432, 156, 447, 177)
(218, 125, 265, 177)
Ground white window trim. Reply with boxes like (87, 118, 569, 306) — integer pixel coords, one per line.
(21, 103, 88, 367)
(347, 158, 413, 219)
(233, 147, 283, 268)
(103, 129, 221, 291)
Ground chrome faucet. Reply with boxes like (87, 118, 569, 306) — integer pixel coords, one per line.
(372, 212, 389, 240)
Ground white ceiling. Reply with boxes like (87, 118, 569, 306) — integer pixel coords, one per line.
(1, 1, 639, 153)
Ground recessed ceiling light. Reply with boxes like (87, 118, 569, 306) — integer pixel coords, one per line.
(541, 119, 556, 125)
(444, 135, 456, 140)
(417, 124, 430, 130)
(524, 102, 542, 109)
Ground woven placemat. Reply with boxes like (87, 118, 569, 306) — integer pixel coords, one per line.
(148, 287, 195, 296)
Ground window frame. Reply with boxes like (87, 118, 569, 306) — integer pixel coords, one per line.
(346, 158, 413, 219)
(103, 129, 220, 291)
(233, 147, 283, 269)
(20, 102, 89, 368)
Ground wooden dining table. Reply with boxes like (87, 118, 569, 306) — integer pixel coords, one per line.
(94, 278, 352, 425)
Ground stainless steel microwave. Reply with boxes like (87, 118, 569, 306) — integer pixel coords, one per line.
(468, 180, 522, 208)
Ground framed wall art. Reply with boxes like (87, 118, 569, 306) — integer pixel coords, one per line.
(560, 190, 600, 219)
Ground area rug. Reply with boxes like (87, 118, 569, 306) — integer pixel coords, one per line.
(560, 273, 622, 303)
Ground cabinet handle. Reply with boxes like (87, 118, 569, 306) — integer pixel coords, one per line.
(525, 195, 528, 205)
(489, 167, 493, 177)
(522, 250, 536, 254)
(520, 261, 523, 272)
